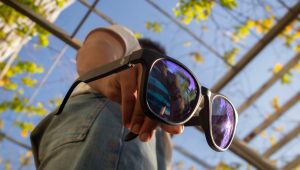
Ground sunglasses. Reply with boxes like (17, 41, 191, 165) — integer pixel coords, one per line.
(55, 49, 238, 152)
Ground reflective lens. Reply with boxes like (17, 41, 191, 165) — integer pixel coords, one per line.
(146, 59, 199, 123)
(211, 96, 235, 149)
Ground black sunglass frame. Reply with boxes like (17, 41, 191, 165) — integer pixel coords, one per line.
(54, 49, 237, 152)
(185, 87, 238, 151)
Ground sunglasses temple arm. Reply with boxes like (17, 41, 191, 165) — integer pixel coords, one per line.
(80, 54, 139, 84)
(55, 51, 144, 116)
(55, 80, 82, 115)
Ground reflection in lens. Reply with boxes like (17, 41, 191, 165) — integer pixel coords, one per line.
(211, 96, 235, 149)
(146, 59, 198, 123)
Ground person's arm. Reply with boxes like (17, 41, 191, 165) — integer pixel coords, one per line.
(76, 26, 183, 141)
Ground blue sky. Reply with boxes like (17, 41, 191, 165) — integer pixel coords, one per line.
(1, 0, 300, 169)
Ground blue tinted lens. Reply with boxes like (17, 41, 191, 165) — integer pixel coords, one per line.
(146, 59, 199, 123)
(211, 96, 235, 149)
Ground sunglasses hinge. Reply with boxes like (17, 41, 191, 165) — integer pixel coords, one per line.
(128, 63, 135, 67)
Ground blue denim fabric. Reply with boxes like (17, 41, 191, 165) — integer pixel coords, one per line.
(30, 93, 170, 170)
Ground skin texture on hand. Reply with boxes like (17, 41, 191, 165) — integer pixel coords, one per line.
(76, 29, 183, 141)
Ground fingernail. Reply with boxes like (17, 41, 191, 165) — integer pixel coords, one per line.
(132, 124, 141, 133)
(140, 132, 149, 141)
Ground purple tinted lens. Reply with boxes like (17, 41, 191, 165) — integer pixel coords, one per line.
(146, 59, 198, 123)
(211, 96, 235, 149)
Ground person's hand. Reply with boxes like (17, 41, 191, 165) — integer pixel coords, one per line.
(89, 64, 184, 141)
(77, 30, 184, 141)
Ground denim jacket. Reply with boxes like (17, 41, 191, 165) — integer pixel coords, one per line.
(30, 92, 172, 170)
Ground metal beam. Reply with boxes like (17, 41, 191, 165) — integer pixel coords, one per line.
(237, 52, 300, 114)
(211, 0, 300, 92)
(0, 0, 284, 169)
(263, 124, 300, 158)
(194, 127, 277, 170)
(26, 0, 99, 105)
(244, 91, 300, 142)
(173, 145, 214, 169)
(230, 137, 278, 170)
(0, 0, 81, 49)
(0, 130, 31, 150)
(283, 155, 300, 170)
(78, 0, 117, 25)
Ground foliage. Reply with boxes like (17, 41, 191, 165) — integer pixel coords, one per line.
(272, 63, 293, 84)
(133, 32, 143, 39)
(231, 17, 275, 42)
(231, 7, 300, 53)
(0, 60, 44, 91)
(1, 0, 300, 169)
(14, 121, 35, 138)
(19, 151, 32, 166)
(0, 96, 48, 116)
(145, 21, 163, 33)
(216, 161, 236, 170)
(190, 51, 204, 63)
(224, 48, 239, 65)
(4, 161, 11, 170)
(173, 0, 237, 24)
(271, 96, 280, 111)
(49, 97, 63, 107)
(0, 1, 53, 47)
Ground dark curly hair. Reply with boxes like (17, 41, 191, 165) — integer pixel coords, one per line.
(138, 38, 166, 55)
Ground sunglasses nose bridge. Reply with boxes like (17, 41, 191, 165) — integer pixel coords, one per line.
(194, 95, 205, 117)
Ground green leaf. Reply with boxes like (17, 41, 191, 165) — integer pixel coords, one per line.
(3, 81, 18, 91)
(190, 52, 204, 63)
(14, 121, 35, 131)
(219, 0, 237, 10)
(22, 76, 37, 87)
(49, 97, 63, 107)
(0, 102, 9, 113)
(145, 21, 163, 33)
(38, 34, 49, 46)
(281, 73, 292, 84)
(4, 161, 12, 170)
(0, 30, 6, 39)
(133, 32, 143, 39)
(224, 48, 239, 65)
(271, 96, 280, 111)
(216, 161, 236, 170)
(238, 25, 250, 37)
(173, 0, 214, 24)
(55, 0, 66, 7)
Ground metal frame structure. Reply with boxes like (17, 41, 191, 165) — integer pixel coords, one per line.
(1, 0, 300, 169)
(244, 91, 300, 142)
(237, 52, 300, 114)
(263, 123, 300, 158)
